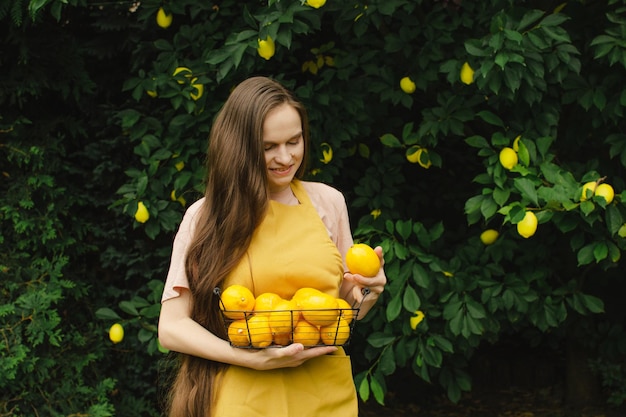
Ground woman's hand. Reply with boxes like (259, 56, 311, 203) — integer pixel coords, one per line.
(341, 246, 387, 317)
(243, 344, 338, 370)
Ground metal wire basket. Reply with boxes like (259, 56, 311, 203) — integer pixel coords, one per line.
(214, 287, 370, 349)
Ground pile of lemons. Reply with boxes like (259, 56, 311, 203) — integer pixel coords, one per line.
(221, 285, 354, 348)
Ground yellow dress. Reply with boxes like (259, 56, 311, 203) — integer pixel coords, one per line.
(213, 180, 358, 417)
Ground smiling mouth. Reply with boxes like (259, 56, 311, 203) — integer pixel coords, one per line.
(271, 165, 292, 174)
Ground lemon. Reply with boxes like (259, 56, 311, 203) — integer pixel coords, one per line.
(273, 332, 292, 346)
(257, 36, 275, 60)
(228, 319, 250, 347)
(595, 183, 614, 204)
(480, 229, 499, 245)
(291, 287, 323, 309)
(248, 315, 273, 348)
(517, 211, 538, 238)
(190, 78, 203, 101)
(460, 62, 475, 85)
(269, 299, 297, 335)
(409, 310, 425, 330)
(135, 201, 149, 223)
(174, 161, 185, 171)
(406, 145, 420, 163)
(109, 323, 124, 344)
(499, 147, 518, 170)
(346, 243, 380, 277)
(415, 148, 432, 169)
(336, 298, 354, 324)
(320, 317, 350, 345)
(254, 292, 283, 315)
(156, 7, 172, 29)
(306, 0, 327, 8)
(400, 76, 416, 94)
(580, 181, 597, 201)
(220, 285, 255, 320)
(320, 142, 333, 164)
(300, 292, 339, 327)
(172, 67, 192, 84)
(293, 320, 320, 346)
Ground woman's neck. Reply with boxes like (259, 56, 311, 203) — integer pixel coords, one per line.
(270, 184, 299, 205)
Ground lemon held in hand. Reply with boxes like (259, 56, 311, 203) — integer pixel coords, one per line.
(346, 243, 380, 277)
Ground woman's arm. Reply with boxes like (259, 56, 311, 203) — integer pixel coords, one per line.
(158, 289, 337, 370)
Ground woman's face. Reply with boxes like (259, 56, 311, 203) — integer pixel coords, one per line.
(263, 103, 305, 195)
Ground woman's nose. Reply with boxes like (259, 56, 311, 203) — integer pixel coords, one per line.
(274, 145, 291, 163)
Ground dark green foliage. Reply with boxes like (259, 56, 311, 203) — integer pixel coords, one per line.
(3, 0, 626, 414)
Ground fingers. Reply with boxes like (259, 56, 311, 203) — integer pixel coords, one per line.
(257, 344, 338, 369)
(374, 246, 385, 266)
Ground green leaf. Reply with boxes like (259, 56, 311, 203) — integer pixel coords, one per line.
(119, 300, 140, 316)
(412, 263, 430, 288)
(370, 376, 386, 405)
(379, 346, 396, 376)
(517, 9, 545, 31)
(492, 187, 510, 206)
(465, 135, 489, 149)
(386, 293, 402, 321)
(358, 377, 370, 402)
(476, 111, 504, 127)
(593, 242, 608, 263)
(367, 332, 396, 348)
(402, 286, 421, 312)
(431, 335, 454, 353)
(380, 133, 402, 148)
(582, 294, 605, 313)
(514, 178, 539, 206)
(577, 243, 594, 266)
(605, 205, 622, 236)
(395, 219, 412, 241)
(422, 344, 443, 368)
(95, 307, 121, 320)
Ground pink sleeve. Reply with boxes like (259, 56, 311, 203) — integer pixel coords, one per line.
(333, 191, 354, 271)
(161, 198, 204, 303)
(302, 182, 354, 270)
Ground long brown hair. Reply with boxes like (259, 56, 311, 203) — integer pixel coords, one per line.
(165, 77, 310, 417)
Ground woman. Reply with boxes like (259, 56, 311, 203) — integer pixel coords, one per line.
(158, 76, 387, 417)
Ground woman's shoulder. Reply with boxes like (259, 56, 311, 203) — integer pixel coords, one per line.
(300, 180, 346, 207)
(178, 197, 206, 229)
(301, 180, 343, 197)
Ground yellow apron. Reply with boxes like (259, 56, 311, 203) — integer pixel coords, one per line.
(214, 180, 358, 417)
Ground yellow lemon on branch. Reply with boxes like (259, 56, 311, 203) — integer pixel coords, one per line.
(517, 211, 538, 238)
(257, 36, 275, 60)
